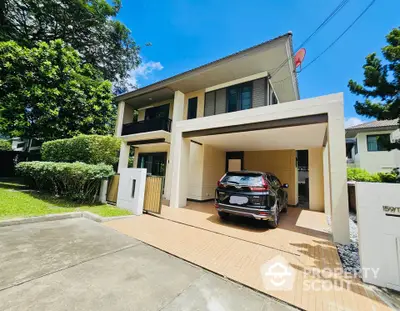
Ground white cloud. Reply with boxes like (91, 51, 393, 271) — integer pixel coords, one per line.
(344, 117, 364, 128)
(128, 60, 163, 89)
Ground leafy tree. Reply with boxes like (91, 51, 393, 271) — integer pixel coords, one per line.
(0, 139, 11, 151)
(0, 40, 116, 141)
(348, 27, 400, 147)
(0, 0, 140, 87)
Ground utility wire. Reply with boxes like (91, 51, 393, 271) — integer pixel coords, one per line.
(269, 0, 351, 77)
(272, 0, 376, 85)
(299, 0, 376, 72)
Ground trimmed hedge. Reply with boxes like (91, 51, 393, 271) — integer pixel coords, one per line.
(0, 139, 12, 151)
(16, 161, 114, 202)
(41, 135, 120, 165)
(347, 167, 399, 183)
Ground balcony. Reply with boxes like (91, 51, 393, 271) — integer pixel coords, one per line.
(121, 118, 172, 136)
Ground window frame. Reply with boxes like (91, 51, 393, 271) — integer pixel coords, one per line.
(187, 97, 198, 120)
(145, 104, 170, 120)
(137, 152, 167, 176)
(366, 134, 390, 152)
(226, 82, 253, 113)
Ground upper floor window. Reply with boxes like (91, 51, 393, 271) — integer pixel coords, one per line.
(367, 134, 390, 152)
(187, 97, 197, 119)
(145, 104, 169, 120)
(227, 83, 252, 112)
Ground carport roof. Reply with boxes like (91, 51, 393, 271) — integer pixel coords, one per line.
(188, 114, 328, 151)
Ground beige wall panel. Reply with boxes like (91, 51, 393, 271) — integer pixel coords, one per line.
(201, 145, 225, 200)
(308, 148, 325, 212)
(244, 150, 298, 205)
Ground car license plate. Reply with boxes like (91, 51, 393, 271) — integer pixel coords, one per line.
(229, 196, 248, 205)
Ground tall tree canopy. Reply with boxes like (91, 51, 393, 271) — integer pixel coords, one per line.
(0, 40, 116, 141)
(348, 27, 400, 124)
(0, 0, 140, 87)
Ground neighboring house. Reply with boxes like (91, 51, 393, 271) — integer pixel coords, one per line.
(346, 120, 400, 173)
(114, 32, 350, 244)
(11, 138, 42, 153)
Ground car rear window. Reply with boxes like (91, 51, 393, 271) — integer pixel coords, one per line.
(221, 173, 264, 186)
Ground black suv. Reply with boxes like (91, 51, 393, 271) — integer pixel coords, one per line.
(215, 171, 289, 228)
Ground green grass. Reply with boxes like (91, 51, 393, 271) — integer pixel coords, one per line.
(0, 179, 131, 220)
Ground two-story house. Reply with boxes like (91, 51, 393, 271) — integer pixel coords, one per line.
(346, 119, 400, 173)
(114, 32, 350, 244)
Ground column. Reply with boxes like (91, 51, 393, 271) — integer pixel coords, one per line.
(328, 104, 350, 245)
(114, 101, 125, 137)
(164, 90, 185, 201)
(170, 134, 190, 208)
(117, 141, 130, 173)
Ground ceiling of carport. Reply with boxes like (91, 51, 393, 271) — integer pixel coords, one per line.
(193, 123, 327, 151)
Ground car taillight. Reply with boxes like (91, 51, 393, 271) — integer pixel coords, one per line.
(249, 178, 269, 192)
(217, 175, 226, 188)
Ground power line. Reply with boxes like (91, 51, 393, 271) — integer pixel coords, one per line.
(269, 0, 351, 78)
(272, 0, 376, 85)
(300, 0, 376, 72)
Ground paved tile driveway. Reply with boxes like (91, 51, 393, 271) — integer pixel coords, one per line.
(105, 203, 392, 311)
(0, 218, 293, 311)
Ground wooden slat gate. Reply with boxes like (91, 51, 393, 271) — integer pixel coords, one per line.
(143, 176, 163, 214)
(106, 174, 120, 204)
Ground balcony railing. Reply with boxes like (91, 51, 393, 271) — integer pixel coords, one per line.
(121, 118, 172, 136)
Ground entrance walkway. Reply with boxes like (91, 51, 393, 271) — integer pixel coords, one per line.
(105, 203, 390, 311)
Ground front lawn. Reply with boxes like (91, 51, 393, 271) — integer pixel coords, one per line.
(0, 179, 131, 220)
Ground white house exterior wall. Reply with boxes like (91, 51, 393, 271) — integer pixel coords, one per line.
(355, 130, 400, 173)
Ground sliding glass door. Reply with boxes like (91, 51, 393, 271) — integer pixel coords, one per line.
(137, 152, 167, 176)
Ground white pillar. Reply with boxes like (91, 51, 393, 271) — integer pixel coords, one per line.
(115, 101, 126, 137)
(170, 133, 190, 208)
(99, 180, 108, 203)
(133, 147, 139, 168)
(117, 141, 130, 173)
(328, 105, 350, 245)
(164, 90, 185, 200)
(308, 148, 324, 212)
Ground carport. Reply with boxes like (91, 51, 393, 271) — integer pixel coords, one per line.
(168, 93, 350, 244)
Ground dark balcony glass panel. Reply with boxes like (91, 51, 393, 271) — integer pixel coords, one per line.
(121, 118, 172, 136)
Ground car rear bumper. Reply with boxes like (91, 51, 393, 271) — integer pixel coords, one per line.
(216, 203, 273, 220)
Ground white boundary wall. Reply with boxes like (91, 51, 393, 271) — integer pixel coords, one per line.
(356, 182, 400, 290)
(117, 168, 147, 215)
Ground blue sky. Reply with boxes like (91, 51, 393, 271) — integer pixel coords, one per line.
(117, 0, 399, 127)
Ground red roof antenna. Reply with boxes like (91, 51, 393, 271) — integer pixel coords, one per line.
(294, 48, 306, 71)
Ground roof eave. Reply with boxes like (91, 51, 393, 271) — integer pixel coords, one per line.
(115, 33, 293, 102)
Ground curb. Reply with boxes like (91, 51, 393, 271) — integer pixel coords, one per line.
(0, 212, 136, 227)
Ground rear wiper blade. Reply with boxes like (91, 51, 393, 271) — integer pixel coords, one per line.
(226, 181, 239, 184)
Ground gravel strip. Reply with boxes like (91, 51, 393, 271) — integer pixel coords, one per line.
(328, 211, 361, 276)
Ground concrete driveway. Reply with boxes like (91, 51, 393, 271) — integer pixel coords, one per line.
(0, 218, 293, 311)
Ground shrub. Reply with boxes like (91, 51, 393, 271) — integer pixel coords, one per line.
(347, 167, 400, 183)
(16, 161, 114, 202)
(41, 135, 120, 165)
(0, 139, 12, 151)
(378, 168, 400, 183)
(347, 168, 380, 182)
